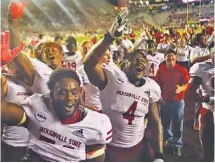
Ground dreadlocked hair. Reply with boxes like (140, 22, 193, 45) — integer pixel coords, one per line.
(117, 49, 148, 70)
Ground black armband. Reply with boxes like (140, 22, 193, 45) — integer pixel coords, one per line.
(201, 96, 210, 103)
(104, 32, 115, 43)
(155, 152, 164, 159)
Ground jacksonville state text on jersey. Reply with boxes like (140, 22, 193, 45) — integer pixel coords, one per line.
(21, 94, 112, 161)
(3, 78, 31, 147)
(100, 63, 161, 148)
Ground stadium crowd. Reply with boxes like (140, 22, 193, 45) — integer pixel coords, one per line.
(1, 0, 214, 162)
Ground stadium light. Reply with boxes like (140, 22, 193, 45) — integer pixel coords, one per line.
(54, 0, 79, 27)
(32, 0, 54, 23)
(24, 8, 43, 29)
(146, 1, 149, 5)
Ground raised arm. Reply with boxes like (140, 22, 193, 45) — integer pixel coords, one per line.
(8, 0, 35, 86)
(1, 100, 26, 126)
(1, 75, 8, 100)
(83, 9, 128, 90)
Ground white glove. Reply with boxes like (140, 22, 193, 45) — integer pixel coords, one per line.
(154, 158, 164, 162)
(109, 8, 129, 39)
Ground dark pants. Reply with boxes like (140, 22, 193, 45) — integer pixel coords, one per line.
(21, 149, 47, 162)
(160, 100, 185, 149)
(1, 141, 27, 162)
(176, 61, 190, 72)
(200, 108, 214, 161)
(105, 136, 154, 162)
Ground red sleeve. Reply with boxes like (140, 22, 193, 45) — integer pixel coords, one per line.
(182, 67, 190, 84)
(154, 68, 161, 85)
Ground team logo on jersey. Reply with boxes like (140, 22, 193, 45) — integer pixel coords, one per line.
(35, 112, 48, 122)
(72, 129, 84, 138)
(144, 90, 150, 96)
(116, 76, 124, 84)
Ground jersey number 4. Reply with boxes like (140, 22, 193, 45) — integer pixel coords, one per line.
(122, 101, 138, 125)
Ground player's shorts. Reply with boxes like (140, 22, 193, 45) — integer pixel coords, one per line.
(105, 136, 154, 162)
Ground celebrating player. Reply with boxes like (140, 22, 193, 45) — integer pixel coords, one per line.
(1, 73, 31, 162)
(83, 9, 163, 162)
(186, 50, 214, 161)
(1, 69, 112, 162)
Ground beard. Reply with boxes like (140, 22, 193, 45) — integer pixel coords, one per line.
(52, 99, 80, 120)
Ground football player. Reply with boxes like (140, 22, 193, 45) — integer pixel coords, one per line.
(83, 9, 163, 162)
(1, 69, 112, 162)
(1, 73, 31, 161)
(186, 50, 214, 161)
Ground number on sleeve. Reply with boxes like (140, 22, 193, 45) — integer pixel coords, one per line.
(122, 101, 138, 125)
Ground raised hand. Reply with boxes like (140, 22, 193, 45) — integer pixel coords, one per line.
(0, 31, 25, 67)
(8, 0, 26, 20)
(109, 8, 129, 39)
(1, 31, 11, 66)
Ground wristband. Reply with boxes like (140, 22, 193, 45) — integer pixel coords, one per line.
(104, 32, 115, 43)
(201, 96, 210, 103)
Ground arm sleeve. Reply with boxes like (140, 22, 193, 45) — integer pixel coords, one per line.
(85, 114, 112, 145)
(100, 115, 112, 144)
(149, 80, 162, 103)
(182, 67, 190, 84)
(189, 63, 201, 77)
(154, 68, 161, 86)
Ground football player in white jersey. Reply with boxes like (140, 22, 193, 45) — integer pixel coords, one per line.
(78, 47, 111, 112)
(190, 33, 212, 65)
(176, 37, 193, 71)
(185, 53, 214, 161)
(145, 40, 165, 78)
(1, 74, 31, 161)
(83, 9, 163, 162)
(63, 36, 82, 71)
(41, 42, 64, 70)
(4, 1, 53, 95)
(1, 69, 112, 162)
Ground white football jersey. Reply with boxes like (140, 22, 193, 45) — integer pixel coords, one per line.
(190, 62, 214, 111)
(2, 77, 31, 147)
(190, 46, 210, 63)
(156, 43, 171, 53)
(21, 94, 112, 161)
(100, 64, 161, 148)
(122, 39, 134, 51)
(176, 45, 193, 62)
(146, 52, 165, 77)
(63, 52, 82, 71)
(29, 58, 53, 94)
(77, 66, 102, 111)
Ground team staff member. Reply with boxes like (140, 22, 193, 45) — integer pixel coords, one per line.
(155, 48, 190, 157)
